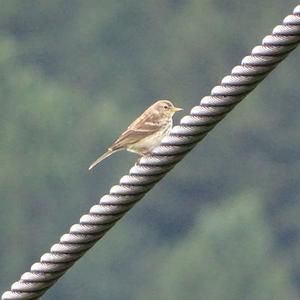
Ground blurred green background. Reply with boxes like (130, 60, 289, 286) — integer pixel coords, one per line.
(1, 1, 300, 299)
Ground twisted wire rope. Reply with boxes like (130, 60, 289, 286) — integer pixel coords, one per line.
(2, 5, 300, 300)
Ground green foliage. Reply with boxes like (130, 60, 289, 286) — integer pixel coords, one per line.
(0, 1, 300, 299)
(141, 194, 297, 300)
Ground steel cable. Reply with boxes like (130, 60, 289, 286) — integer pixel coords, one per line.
(2, 4, 300, 300)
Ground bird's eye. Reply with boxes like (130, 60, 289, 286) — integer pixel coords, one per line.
(164, 105, 169, 110)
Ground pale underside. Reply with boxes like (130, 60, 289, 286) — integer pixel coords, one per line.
(126, 122, 172, 154)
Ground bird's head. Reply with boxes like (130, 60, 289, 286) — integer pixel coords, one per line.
(154, 100, 183, 118)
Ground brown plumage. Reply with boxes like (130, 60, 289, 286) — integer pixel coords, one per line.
(88, 100, 182, 170)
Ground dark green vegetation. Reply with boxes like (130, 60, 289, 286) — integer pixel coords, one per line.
(1, 1, 300, 299)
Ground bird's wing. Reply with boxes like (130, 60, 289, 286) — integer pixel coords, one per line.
(127, 107, 160, 131)
(110, 109, 161, 151)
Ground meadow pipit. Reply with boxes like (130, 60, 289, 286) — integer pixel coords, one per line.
(88, 100, 182, 170)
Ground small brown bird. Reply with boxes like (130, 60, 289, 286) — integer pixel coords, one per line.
(88, 100, 182, 170)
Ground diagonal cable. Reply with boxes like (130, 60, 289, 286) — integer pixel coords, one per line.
(2, 4, 300, 300)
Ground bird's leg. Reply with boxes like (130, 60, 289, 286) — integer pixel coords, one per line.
(135, 154, 143, 165)
(135, 150, 150, 166)
(138, 157, 142, 164)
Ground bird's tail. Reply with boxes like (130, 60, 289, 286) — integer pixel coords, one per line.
(88, 148, 121, 170)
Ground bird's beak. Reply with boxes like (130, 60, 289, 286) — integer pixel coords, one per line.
(172, 107, 183, 112)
